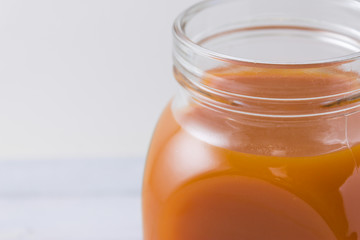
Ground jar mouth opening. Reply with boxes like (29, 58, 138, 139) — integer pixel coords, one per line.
(173, 0, 360, 117)
(173, 0, 360, 68)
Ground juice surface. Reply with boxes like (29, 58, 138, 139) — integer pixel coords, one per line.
(143, 67, 360, 240)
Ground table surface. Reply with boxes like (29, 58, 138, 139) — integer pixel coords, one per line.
(0, 159, 143, 240)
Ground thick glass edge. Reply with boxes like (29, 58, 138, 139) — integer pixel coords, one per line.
(173, 0, 360, 68)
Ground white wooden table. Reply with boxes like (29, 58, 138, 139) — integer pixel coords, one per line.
(0, 159, 143, 240)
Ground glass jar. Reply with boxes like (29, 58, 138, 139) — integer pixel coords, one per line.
(142, 0, 360, 239)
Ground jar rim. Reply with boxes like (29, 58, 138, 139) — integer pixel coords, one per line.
(173, 0, 360, 68)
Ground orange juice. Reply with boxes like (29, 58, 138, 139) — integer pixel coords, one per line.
(143, 67, 360, 240)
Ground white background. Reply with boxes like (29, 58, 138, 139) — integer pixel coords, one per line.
(0, 0, 199, 161)
(0, 1, 203, 239)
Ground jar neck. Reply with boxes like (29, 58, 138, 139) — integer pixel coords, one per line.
(174, 64, 360, 118)
(173, 0, 360, 118)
